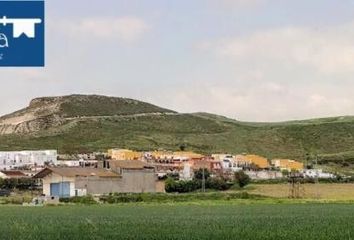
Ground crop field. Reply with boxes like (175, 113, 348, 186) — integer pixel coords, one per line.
(0, 203, 354, 240)
(249, 183, 354, 200)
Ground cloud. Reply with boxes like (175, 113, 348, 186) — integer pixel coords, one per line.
(209, 0, 267, 10)
(148, 80, 354, 122)
(221, 0, 266, 7)
(149, 23, 354, 121)
(205, 24, 354, 74)
(57, 16, 150, 43)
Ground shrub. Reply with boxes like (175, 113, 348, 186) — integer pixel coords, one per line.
(1, 195, 32, 205)
(234, 171, 251, 188)
(206, 178, 232, 191)
(99, 192, 260, 203)
(281, 169, 289, 176)
(165, 177, 177, 193)
(0, 178, 37, 190)
(165, 177, 232, 193)
(165, 178, 200, 193)
(59, 195, 97, 204)
(194, 168, 211, 181)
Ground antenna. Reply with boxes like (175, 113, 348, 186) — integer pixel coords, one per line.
(202, 167, 206, 192)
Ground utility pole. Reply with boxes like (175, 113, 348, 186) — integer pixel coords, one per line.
(315, 154, 320, 199)
(202, 167, 205, 192)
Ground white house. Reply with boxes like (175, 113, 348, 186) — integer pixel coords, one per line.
(220, 155, 251, 172)
(57, 160, 98, 167)
(245, 170, 283, 180)
(222, 158, 243, 172)
(0, 150, 57, 170)
(301, 169, 336, 179)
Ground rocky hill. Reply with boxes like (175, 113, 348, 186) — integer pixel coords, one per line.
(0, 94, 175, 134)
(1, 94, 354, 174)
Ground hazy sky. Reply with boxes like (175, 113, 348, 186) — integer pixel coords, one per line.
(1, 0, 354, 121)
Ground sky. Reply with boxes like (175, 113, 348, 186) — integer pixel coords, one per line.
(1, 0, 354, 122)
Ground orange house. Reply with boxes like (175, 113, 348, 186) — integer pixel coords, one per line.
(243, 154, 270, 169)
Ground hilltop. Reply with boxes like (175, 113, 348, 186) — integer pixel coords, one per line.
(0, 94, 354, 173)
(0, 94, 175, 134)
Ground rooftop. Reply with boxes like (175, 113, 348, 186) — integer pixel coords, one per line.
(34, 167, 120, 178)
(0, 171, 27, 177)
(109, 160, 153, 169)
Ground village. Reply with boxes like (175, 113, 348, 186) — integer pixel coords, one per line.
(0, 148, 336, 200)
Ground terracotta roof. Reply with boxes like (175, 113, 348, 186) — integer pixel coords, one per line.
(34, 167, 120, 178)
(0, 171, 26, 177)
(109, 160, 153, 169)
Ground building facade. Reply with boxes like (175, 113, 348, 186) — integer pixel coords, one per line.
(35, 161, 156, 197)
(0, 150, 57, 170)
(108, 149, 142, 161)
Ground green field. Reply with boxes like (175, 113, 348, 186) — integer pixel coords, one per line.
(0, 203, 354, 239)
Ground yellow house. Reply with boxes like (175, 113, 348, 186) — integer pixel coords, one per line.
(108, 149, 142, 161)
(150, 151, 204, 160)
(173, 151, 204, 159)
(271, 159, 304, 171)
(243, 154, 270, 169)
(150, 151, 174, 159)
(211, 154, 234, 161)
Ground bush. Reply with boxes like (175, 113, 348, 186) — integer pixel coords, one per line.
(206, 178, 232, 191)
(100, 193, 146, 204)
(0, 178, 37, 190)
(234, 171, 251, 188)
(165, 178, 200, 193)
(99, 192, 260, 203)
(1, 195, 32, 205)
(165, 177, 232, 193)
(194, 168, 211, 181)
(59, 196, 97, 204)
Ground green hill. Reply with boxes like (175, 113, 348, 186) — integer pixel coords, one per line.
(0, 94, 354, 173)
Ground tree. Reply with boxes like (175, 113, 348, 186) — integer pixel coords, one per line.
(281, 169, 289, 177)
(165, 177, 176, 193)
(179, 144, 186, 151)
(234, 171, 250, 188)
(0, 178, 4, 188)
(206, 178, 231, 191)
(193, 168, 211, 181)
(164, 178, 200, 193)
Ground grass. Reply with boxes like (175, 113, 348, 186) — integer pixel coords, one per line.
(58, 94, 175, 117)
(0, 203, 354, 239)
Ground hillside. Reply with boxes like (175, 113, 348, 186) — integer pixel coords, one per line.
(0, 95, 175, 134)
(1, 94, 354, 173)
